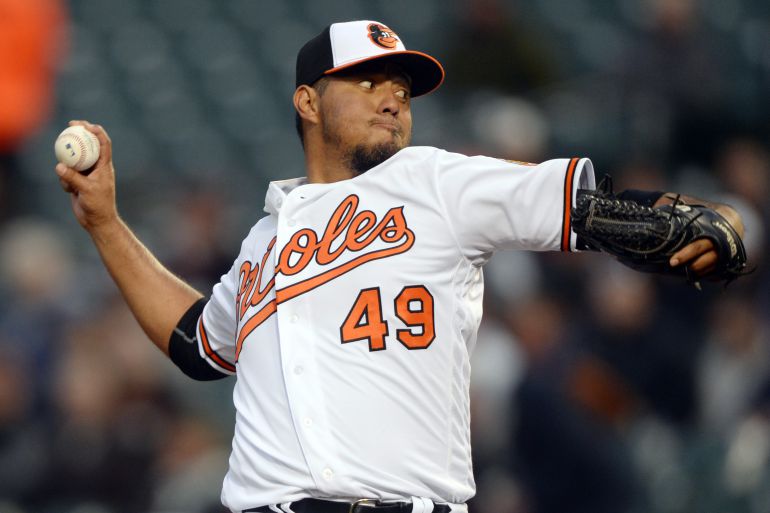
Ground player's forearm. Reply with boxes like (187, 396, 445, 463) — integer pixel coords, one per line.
(89, 216, 204, 355)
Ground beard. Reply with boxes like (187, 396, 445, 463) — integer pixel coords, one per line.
(346, 141, 402, 175)
(321, 113, 408, 176)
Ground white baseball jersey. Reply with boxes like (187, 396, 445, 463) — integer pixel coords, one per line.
(196, 146, 595, 511)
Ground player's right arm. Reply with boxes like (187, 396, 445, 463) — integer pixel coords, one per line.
(55, 120, 203, 356)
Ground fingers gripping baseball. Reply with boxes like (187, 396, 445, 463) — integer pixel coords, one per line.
(54, 121, 118, 230)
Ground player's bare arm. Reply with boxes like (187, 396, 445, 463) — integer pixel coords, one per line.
(55, 120, 203, 355)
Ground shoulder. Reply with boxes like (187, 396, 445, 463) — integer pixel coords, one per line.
(373, 146, 585, 180)
(235, 215, 276, 254)
(393, 146, 549, 170)
(387, 145, 445, 165)
(375, 146, 474, 174)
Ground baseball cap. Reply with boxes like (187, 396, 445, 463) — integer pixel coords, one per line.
(296, 20, 445, 97)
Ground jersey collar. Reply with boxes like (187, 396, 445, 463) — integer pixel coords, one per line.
(264, 177, 308, 216)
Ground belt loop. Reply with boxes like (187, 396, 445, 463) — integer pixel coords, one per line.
(410, 497, 434, 513)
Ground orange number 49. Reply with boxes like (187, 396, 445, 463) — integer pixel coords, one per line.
(340, 285, 435, 352)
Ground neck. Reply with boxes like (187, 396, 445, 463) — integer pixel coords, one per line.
(303, 140, 356, 184)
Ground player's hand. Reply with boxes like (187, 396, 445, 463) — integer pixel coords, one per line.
(669, 238, 718, 276)
(55, 120, 118, 232)
(669, 204, 745, 278)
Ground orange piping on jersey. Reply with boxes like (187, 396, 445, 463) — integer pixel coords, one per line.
(561, 158, 580, 252)
(235, 299, 277, 360)
(199, 318, 236, 373)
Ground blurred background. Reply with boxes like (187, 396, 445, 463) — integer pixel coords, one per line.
(0, 0, 768, 512)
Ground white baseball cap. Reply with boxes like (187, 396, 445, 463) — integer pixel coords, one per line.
(295, 20, 445, 97)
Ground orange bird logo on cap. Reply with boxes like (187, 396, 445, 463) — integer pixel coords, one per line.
(367, 23, 399, 49)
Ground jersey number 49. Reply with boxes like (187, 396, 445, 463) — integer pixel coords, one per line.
(340, 285, 435, 351)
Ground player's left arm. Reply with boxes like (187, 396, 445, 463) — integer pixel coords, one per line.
(578, 185, 748, 282)
(653, 192, 745, 277)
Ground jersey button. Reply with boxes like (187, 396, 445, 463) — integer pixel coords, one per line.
(302, 417, 313, 427)
(322, 468, 334, 481)
(293, 365, 304, 375)
(290, 314, 299, 323)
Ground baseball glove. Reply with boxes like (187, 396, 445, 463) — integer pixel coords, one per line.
(571, 176, 749, 286)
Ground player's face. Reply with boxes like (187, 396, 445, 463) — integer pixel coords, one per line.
(317, 64, 413, 174)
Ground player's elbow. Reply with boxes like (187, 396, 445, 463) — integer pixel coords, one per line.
(168, 298, 232, 381)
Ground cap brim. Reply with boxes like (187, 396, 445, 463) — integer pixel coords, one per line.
(324, 50, 445, 97)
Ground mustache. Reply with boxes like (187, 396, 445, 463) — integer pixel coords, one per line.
(369, 118, 403, 135)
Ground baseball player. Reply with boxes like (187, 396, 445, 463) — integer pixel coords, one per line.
(55, 20, 746, 513)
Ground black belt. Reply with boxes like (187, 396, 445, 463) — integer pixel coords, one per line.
(244, 498, 453, 513)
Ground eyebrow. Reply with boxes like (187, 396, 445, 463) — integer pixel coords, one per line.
(391, 72, 412, 89)
(382, 63, 412, 88)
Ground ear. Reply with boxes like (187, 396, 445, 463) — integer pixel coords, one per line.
(293, 85, 321, 126)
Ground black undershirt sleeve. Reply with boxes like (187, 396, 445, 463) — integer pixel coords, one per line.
(168, 298, 230, 381)
(617, 188, 665, 207)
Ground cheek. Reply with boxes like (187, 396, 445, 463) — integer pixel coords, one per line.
(402, 110, 413, 138)
(323, 100, 365, 136)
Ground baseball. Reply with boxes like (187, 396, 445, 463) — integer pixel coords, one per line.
(54, 126, 100, 171)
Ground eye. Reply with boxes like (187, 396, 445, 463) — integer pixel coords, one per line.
(395, 89, 409, 100)
(358, 80, 374, 89)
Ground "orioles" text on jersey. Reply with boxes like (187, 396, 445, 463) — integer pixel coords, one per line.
(234, 194, 415, 359)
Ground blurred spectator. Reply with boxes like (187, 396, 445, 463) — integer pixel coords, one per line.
(0, 349, 48, 506)
(507, 294, 642, 513)
(582, 260, 705, 425)
(618, 0, 731, 169)
(698, 295, 770, 435)
(36, 298, 177, 513)
(718, 381, 770, 511)
(715, 138, 769, 262)
(0, 218, 74, 414)
(468, 94, 550, 162)
(0, 0, 68, 220)
(162, 184, 239, 291)
(152, 416, 231, 513)
(444, 0, 560, 96)
(716, 138, 770, 214)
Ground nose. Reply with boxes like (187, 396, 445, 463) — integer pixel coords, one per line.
(376, 84, 401, 116)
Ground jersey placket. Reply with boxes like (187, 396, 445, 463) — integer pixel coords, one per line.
(272, 185, 339, 493)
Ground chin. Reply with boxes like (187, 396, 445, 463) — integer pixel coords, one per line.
(347, 140, 405, 175)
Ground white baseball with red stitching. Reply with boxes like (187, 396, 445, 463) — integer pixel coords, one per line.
(54, 126, 100, 171)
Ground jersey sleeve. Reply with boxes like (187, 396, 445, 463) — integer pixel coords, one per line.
(432, 151, 595, 263)
(196, 260, 239, 375)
